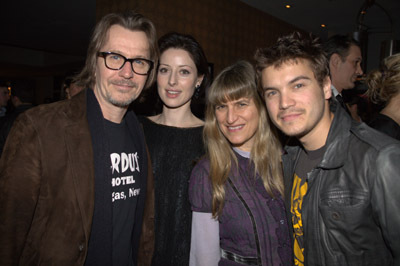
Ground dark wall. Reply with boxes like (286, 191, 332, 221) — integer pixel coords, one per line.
(96, 0, 303, 75)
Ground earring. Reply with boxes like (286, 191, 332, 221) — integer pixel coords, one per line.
(194, 84, 201, 99)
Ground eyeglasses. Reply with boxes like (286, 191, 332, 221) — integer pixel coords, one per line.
(97, 52, 154, 75)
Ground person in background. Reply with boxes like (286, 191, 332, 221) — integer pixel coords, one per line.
(366, 53, 400, 140)
(189, 61, 291, 266)
(0, 83, 10, 117)
(139, 32, 210, 266)
(63, 75, 85, 99)
(256, 32, 400, 266)
(0, 83, 35, 156)
(323, 34, 363, 113)
(0, 10, 158, 266)
(341, 89, 363, 122)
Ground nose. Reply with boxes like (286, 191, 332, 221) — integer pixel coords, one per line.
(356, 63, 363, 76)
(168, 71, 177, 86)
(280, 92, 295, 110)
(118, 61, 134, 79)
(226, 107, 238, 124)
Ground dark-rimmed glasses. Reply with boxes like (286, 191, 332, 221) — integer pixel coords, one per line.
(97, 52, 154, 75)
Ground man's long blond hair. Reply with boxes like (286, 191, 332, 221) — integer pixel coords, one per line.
(204, 61, 284, 218)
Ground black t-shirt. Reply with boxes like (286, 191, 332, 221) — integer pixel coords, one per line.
(291, 145, 326, 265)
(104, 118, 141, 266)
(296, 146, 326, 180)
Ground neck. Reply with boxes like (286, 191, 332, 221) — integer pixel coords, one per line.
(94, 90, 128, 124)
(332, 82, 343, 94)
(151, 102, 202, 128)
(381, 94, 400, 125)
(102, 107, 128, 123)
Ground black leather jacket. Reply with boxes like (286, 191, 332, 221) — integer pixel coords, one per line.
(282, 103, 400, 266)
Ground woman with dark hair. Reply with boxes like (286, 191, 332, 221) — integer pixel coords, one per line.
(189, 61, 291, 266)
(139, 32, 210, 266)
(366, 53, 400, 140)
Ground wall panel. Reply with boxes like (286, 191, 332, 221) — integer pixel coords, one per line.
(96, 0, 303, 74)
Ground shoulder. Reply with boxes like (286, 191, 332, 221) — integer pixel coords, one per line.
(16, 100, 70, 131)
(350, 121, 400, 152)
(188, 157, 213, 212)
(22, 91, 86, 126)
(191, 157, 210, 175)
(368, 114, 400, 140)
(369, 113, 391, 127)
(345, 122, 400, 179)
(191, 115, 205, 127)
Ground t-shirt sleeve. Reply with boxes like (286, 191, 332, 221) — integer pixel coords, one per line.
(188, 158, 213, 213)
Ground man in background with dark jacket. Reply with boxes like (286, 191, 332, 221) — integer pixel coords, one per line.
(323, 34, 363, 113)
(0, 83, 35, 156)
(255, 32, 400, 266)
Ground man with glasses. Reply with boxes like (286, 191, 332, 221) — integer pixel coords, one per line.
(0, 11, 158, 266)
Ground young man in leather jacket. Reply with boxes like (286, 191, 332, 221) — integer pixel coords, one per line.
(255, 32, 400, 266)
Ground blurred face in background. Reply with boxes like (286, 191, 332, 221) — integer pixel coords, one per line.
(0, 86, 10, 107)
(65, 82, 84, 99)
(331, 45, 363, 92)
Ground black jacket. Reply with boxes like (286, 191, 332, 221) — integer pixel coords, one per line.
(282, 102, 400, 266)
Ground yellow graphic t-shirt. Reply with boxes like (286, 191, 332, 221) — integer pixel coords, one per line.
(291, 173, 308, 266)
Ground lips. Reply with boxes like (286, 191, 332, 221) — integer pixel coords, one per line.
(227, 125, 244, 131)
(278, 110, 303, 122)
(111, 80, 136, 90)
(166, 89, 181, 98)
(281, 114, 301, 122)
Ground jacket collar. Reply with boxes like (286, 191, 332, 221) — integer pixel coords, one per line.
(62, 89, 96, 243)
(319, 101, 352, 169)
(63, 88, 88, 123)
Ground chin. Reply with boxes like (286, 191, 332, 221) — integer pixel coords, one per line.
(348, 81, 356, 89)
(281, 128, 305, 138)
(109, 96, 136, 107)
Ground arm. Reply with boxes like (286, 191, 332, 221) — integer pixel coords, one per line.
(0, 113, 42, 265)
(188, 160, 220, 266)
(190, 212, 220, 266)
(372, 143, 400, 263)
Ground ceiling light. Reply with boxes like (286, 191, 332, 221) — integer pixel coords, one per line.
(285, 5, 291, 9)
(321, 24, 326, 28)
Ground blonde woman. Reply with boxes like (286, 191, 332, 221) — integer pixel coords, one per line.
(366, 53, 400, 140)
(189, 61, 291, 266)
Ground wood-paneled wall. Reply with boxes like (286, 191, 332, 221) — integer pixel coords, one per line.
(96, 0, 303, 75)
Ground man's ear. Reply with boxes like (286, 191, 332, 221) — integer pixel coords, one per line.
(323, 76, 332, 100)
(329, 53, 341, 70)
